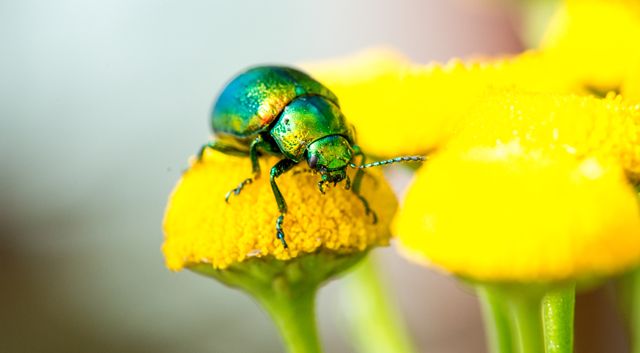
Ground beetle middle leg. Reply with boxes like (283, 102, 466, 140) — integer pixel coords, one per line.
(225, 178, 253, 203)
(270, 158, 297, 248)
(351, 145, 378, 224)
(221, 136, 272, 202)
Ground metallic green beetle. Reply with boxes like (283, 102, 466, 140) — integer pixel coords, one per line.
(199, 66, 424, 248)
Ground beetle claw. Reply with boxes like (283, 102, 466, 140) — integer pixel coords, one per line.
(354, 193, 377, 224)
(369, 210, 378, 224)
(318, 181, 327, 194)
(276, 214, 288, 249)
(224, 177, 253, 203)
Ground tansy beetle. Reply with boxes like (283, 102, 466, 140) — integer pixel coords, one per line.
(199, 66, 424, 248)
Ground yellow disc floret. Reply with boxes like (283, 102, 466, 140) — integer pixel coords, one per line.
(162, 150, 397, 271)
(396, 152, 640, 282)
(622, 61, 640, 103)
(304, 49, 579, 157)
(395, 91, 640, 282)
(447, 91, 640, 179)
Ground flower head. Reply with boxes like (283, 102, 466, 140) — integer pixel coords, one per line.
(395, 91, 640, 282)
(304, 49, 577, 157)
(541, 0, 640, 91)
(622, 61, 640, 103)
(162, 149, 396, 271)
(447, 91, 640, 179)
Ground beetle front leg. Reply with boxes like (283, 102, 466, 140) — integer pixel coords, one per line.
(351, 145, 378, 224)
(270, 159, 297, 248)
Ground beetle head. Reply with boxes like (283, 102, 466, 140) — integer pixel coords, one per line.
(307, 135, 352, 186)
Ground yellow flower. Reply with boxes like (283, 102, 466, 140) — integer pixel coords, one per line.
(304, 49, 578, 158)
(162, 149, 396, 271)
(447, 91, 640, 179)
(395, 91, 640, 282)
(541, 0, 640, 91)
(622, 60, 640, 103)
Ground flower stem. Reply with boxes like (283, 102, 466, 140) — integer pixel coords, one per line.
(542, 285, 575, 353)
(478, 285, 513, 353)
(192, 253, 365, 353)
(509, 293, 543, 353)
(616, 267, 640, 353)
(477, 283, 575, 353)
(258, 282, 321, 353)
(342, 254, 418, 353)
(632, 271, 640, 353)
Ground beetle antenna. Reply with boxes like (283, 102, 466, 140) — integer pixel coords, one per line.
(349, 155, 427, 169)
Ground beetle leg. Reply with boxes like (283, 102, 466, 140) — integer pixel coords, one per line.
(270, 159, 297, 248)
(344, 175, 351, 190)
(350, 145, 377, 224)
(292, 168, 314, 176)
(351, 145, 366, 194)
(214, 136, 269, 202)
(248, 136, 265, 179)
(224, 178, 253, 203)
(197, 140, 248, 161)
(355, 194, 377, 224)
(318, 180, 327, 194)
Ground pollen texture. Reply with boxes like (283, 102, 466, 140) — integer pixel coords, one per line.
(447, 91, 640, 179)
(395, 91, 640, 282)
(162, 150, 396, 271)
(304, 49, 578, 157)
(396, 152, 640, 282)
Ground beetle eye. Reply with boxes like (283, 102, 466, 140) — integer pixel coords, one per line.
(309, 154, 318, 169)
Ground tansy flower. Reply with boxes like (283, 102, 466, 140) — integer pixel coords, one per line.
(541, 0, 640, 92)
(163, 150, 396, 270)
(622, 60, 640, 103)
(162, 149, 397, 353)
(394, 91, 640, 353)
(396, 90, 640, 282)
(304, 49, 579, 157)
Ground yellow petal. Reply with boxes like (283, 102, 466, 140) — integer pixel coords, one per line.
(395, 91, 640, 282)
(304, 49, 578, 157)
(447, 91, 640, 179)
(622, 60, 640, 103)
(396, 152, 640, 282)
(162, 150, 397, 271)
(541, 0, 640, 91)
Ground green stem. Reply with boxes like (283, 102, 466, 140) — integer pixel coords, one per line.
(477, 283, 575, 353)
(542, 285, 575, 353)
(632, 271, 640, 353)
(616, 267, 640, 353)
(191, 252, 365, 353)
(259, 284, 321, 353)
(342, 254, 418, 353)
(509, 294, 544, 353)
(478, 285, 513, 353)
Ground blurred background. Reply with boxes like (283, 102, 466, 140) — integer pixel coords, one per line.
(0, 0, 626, 352)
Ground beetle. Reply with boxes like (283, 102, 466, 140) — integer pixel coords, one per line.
(198, 66, 424, 249)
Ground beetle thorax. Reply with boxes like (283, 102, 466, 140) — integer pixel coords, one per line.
(269, 95, 352, 162)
